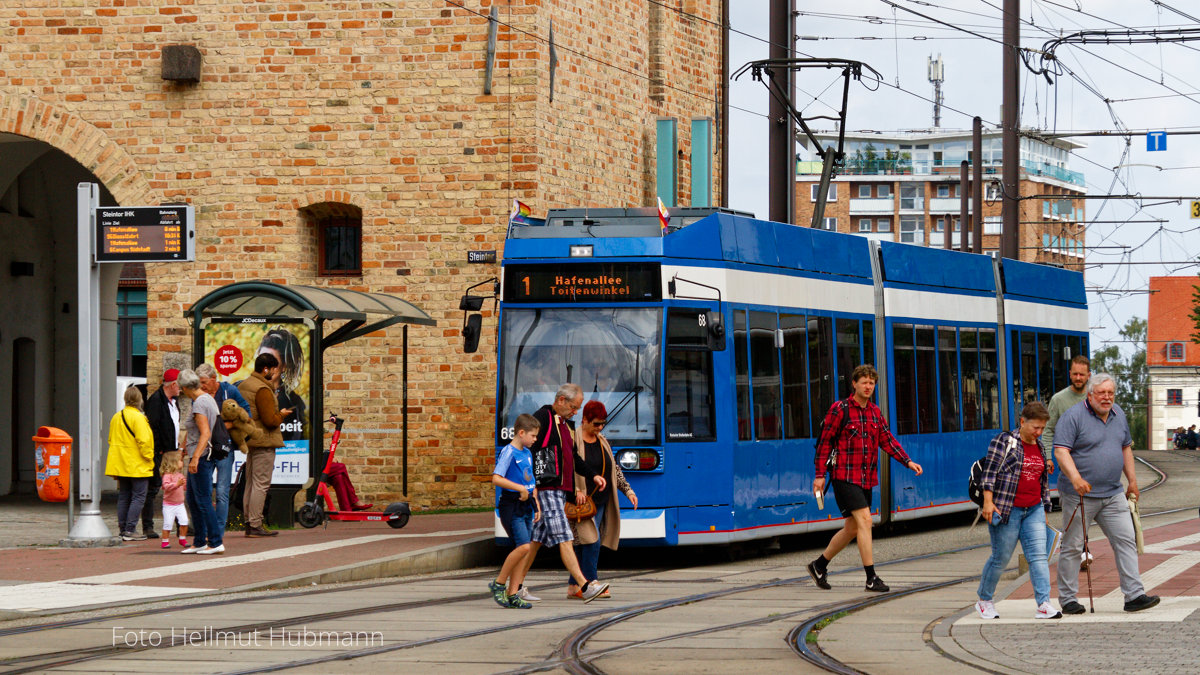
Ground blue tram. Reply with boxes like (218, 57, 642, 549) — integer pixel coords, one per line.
(487, 207, 1087, 545)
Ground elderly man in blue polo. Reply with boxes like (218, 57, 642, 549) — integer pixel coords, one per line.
(1052, 372, 1158, 614)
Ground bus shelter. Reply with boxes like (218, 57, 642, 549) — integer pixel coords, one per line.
(187, 281, 435, 525)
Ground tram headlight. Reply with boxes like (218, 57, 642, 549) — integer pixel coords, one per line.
(618, 450, 639, 470)
(617, 449, 660, 471)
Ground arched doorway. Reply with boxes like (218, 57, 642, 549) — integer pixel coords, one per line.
(0, 111, 153, 497)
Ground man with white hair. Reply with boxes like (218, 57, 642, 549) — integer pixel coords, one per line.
(1053, 372, 1158, 614)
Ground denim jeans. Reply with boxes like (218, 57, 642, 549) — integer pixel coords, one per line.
(213, 452, 235, 532)
(978, 504, 1050, 606)
(569, 502, 607, 585)
(116, 477, 149, 536)
(185, 456, 222, 548)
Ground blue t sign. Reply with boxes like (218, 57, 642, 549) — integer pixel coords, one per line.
(1147, 131, 1167, 152)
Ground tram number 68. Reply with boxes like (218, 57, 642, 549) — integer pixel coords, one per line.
(697, 313, 707, 327)
(499, 426, 516, 441)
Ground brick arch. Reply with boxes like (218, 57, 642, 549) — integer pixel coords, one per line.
(0, 93, 155, 207)
(289, 189, 360, 213)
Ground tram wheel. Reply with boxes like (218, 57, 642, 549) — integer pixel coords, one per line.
(384, 502, 411, 529)
(297, 503, 323, 529)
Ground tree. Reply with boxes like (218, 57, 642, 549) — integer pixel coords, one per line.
(1190, 274, 1200, 343)
(1090, 317, 1147, 449)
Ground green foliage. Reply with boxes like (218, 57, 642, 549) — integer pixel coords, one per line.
(1090, 317, 1147, 449)
(1191, 274, 1200, 344)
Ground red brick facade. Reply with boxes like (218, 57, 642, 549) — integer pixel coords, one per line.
(0, 1, 723, 508)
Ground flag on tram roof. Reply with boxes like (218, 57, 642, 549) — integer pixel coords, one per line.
(510, 199, 532, 225)
(657, 197, 669, 234)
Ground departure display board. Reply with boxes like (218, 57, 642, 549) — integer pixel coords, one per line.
(503, 262, 661, 303)
(95, 205, 195, 263)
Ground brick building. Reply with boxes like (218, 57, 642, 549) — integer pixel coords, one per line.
(0, 1, 725, 507)
(795, 129, 1085, 269)
(1147, 276, 1200, 450)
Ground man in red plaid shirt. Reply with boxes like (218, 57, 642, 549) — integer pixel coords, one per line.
(807, 364, 923, 592)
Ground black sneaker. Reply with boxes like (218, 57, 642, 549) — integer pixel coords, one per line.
(1124, 594, 1160, 612)
(807, 561, 831, 590)
(1061, 600, 1086, 615)
(864, 576, 890, 592)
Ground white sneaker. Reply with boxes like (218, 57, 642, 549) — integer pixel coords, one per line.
(180, 546, 207, 554)
(197, 544, 225, 555)
(975, 600, 999, 619)
(516, 587, 540, 602)
(1034, 602, 1062, 619)
(580, 581, 610, 604)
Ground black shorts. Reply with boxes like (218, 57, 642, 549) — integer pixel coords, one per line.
(831, 479, 873, 518)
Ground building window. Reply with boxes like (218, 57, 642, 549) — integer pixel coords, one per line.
(900, 215, 923, 243)
(116, 287, 147, 378)
(877, 184, 890, 198)
(303, 202, 364, 276)
(937, 184, 950, 198)
(1167, 388, 1183, 406)
(810, 184, 837, 202)
(822, 217, 837, 231)
(986, 183, 1000, 200)
(858, 218, 873, 232)
(877, 218, 892, 232)
(900, 183, 923, 210)
(933, 217, 946, 232)
(1167, 341, 1185, 362)
(983, 216, 1002, 235)
(858, 184, 871, 198)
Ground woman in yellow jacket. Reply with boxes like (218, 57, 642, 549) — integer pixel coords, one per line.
(105, 385, 155, 541)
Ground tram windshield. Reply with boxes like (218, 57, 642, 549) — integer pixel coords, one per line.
(497, 308, 661, 446)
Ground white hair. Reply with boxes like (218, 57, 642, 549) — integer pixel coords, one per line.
(1087, 372, 1116, 395)
(195, 362, 218, 380)
(556, 383, 582, 401)
(177, 369, 201, 391)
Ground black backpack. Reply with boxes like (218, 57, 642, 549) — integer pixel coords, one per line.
(814, 400, 851, 470)
(967, 455, 987, 507)
(206, 417, 234, 462)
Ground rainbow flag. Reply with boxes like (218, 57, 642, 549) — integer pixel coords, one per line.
(657, 197, 670, 233)
(510, 199, 532, 225)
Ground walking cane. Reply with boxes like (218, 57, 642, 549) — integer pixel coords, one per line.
(1080, 497, 1095, 613)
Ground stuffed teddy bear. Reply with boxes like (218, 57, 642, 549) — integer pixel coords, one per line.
(221, 398, 258, 454)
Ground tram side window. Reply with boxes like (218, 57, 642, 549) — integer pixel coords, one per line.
(835, 319, 861, 399)
(960, 328, 982, 431)
(750, 311, 782, 440)
(1038, 333, 1055, 402)
(665, 310, 716, 441)
(1051, 333, 1065, 392)
(938, 327, 961, 432)
(915, 326, 938, 433)
(893, 324, 918, 435)
(781, 313, 811, 438)
(1068, 335, 1084, 367)
(980, 328, 1000, 428)
(734, 310, 751, 441)
(807, 316, 835, 435)
(1020, 332, 1037, 405)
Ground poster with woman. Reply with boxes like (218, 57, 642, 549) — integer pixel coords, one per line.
(203, 319, 313, 485)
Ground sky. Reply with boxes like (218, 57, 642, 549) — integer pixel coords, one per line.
(727, 1, 1200, 358)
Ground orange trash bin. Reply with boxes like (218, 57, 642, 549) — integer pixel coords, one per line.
(33, 426, 72, 503)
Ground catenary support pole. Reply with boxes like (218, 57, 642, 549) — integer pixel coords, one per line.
(972, 116, 983, 253)
(768, 0, 796, 224)
(1001, 0, 1020, 259)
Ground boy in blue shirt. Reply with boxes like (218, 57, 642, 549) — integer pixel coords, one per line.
(489, 414, 542, 609)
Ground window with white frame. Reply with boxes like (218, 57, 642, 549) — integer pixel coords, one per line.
(858, 218, 873, 232)
(877, 184, 891, 198)
(822, 217, 837, 231)
(1167, 388, 1183, 406)
(933, 217, 946, 232)
(937, 184, 950, 198)
(983, 216, 1002, 234)
(900, 183, 923, 210)
(1167, 341, 1185, 362)
(900, 215, 923, 243)
(858, 185, 871, 198)
(810, 184, 837, 202)
(877, 218, 892, 232)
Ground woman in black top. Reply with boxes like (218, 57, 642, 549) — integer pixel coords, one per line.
(567, 400, 637, 599)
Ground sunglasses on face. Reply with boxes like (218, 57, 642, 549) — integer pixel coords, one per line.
(591, 420, 607, 427)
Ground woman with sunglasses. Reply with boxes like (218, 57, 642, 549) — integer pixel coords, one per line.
(567, 400, 638, 599)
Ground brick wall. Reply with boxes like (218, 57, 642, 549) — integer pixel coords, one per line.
(0, 1, 723, 508)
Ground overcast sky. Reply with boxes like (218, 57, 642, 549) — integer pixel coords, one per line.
(728, 1, 1200, 357)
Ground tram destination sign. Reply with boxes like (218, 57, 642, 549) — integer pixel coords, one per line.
(504, 262, 661, 303)
(94, 205, 195, 263)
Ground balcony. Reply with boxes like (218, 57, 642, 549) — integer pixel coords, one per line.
(929, 197, 971, 213)
(849, 198, 895, 214)
(1021, 160, 1086, 188)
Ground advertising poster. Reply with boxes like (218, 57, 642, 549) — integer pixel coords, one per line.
(203, 319, 313, 485)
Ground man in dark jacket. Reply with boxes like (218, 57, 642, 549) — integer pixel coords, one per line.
(140, 368, 181, 536)
(1188, 424, 1198, 451)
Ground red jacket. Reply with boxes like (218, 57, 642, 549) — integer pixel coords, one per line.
(814, 396, 911, 490)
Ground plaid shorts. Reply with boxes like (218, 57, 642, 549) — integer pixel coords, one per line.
(531, 489, 573, 547)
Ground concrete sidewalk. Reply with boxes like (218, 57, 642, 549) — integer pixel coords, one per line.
(0, 495, 496, 618)
(821, 508, 1200, 674)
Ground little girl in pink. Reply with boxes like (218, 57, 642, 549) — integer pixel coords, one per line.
(159, 452, 189, 549)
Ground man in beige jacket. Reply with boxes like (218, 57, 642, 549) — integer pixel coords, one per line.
(237, 352, 289, 537)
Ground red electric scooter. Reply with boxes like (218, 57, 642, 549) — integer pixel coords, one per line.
(296, 414, 410, 529)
